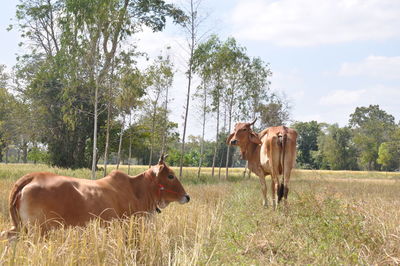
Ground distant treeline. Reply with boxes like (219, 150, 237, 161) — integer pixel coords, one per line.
(292, 105, 400, 171)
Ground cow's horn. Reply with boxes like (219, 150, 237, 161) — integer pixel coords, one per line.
(249, 118, 257, 126)
(158, 153, 169, 164)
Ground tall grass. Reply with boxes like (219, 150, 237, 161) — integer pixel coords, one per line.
(0, 164, 399, 264)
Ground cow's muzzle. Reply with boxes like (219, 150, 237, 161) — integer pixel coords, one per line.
(180, 194, 190, 204)
(230, 139, 238, 145)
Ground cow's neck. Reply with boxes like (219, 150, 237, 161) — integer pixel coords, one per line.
(239, 142, 262, 176)
(128, 171, 160, 213)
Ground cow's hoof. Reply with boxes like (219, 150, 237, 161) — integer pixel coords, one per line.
(262, 200, 269, 208)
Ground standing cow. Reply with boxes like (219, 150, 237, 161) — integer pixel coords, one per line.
(227, 119, 297, 209)
(1, 154, 189, 238)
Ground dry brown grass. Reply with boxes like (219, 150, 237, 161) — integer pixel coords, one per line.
(0, 164, 399, 264)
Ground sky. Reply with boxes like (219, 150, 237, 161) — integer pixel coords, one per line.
(1, 0, 400, 140)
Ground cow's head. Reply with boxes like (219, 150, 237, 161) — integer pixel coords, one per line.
(226, 118, 262, 148)
(152, 154, 190, 209)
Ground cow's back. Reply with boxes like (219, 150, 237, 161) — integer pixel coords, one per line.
(18, 172, 127, 228)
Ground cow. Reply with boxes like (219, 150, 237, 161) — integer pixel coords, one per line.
(227, 119, 297, 209)
(1, 154, 189, 238)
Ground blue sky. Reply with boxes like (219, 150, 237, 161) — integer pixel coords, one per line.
(1, 0, 399, 139)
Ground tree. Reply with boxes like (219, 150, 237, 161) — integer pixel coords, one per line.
(193, 34, 223, 178)
(13, 0, 186, 171)
(178, 0, 209, 178)
(317, 124, 358, 170)
(240, 57, 272, 123)
(240, 57, 272, 178)
(377, 127, 400, 171)
(114, 52, 147, 171)
(192, 81, 211, 178)
(144, 55, 174, 167)
(219, 38, 250, 179)
(257, 93, 291, 128)
(292, 121, 321, 169)
(349, 105, 396, 170)
(0, 66, 11, 161)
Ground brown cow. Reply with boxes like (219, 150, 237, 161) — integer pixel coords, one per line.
(1, 154, 189, 238)
(227, 119, 297, 209)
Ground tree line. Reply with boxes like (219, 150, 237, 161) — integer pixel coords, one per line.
(293, 105, 400, 171)
(0, 0, 398, 175)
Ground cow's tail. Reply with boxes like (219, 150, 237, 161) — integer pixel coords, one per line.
(1, 175, 34, 239)
(278, 129, 287, 202)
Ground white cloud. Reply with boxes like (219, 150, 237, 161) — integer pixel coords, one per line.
(338, 55, 400, 79)
(319, 89, 366, 106)
(230, 0, 400, 46)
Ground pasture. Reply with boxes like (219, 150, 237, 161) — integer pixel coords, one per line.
(0, 164, 399, 264)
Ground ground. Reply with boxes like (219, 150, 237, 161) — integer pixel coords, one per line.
(0, 164, 399, 264)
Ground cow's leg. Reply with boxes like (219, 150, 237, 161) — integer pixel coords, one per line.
(282, 139, 296, 206)
(258, 175, 268, 207)
(282, 172, 291, 207)
(269, 137, 281, 210)
(270, 174, 280, 210)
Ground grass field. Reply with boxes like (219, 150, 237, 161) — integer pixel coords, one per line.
(0, 164, 399, 264)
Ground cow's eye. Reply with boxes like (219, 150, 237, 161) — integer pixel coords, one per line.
(168, 174, 174, 179)
(243, 128, 247, 131)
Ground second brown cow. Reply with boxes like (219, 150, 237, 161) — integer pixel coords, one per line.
(227, 119, 297, 209)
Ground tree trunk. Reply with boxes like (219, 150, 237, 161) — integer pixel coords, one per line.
(197, 85, 207, 179)
(91, 79, 99, 179)
(218, 146, 224, 179)
(103, 102, 111, 176)
(219, 99, 228, 178)
(5, 147, 9, 164)
(128, 112, 132, 175)
(103, 76, 113, 177)
(33, 142, 38, 164)
(179, 0, 196, 178)
(149, 104, 157, 168)
(161, 82, 169, 155)
(22, 140, 28, 163)
(116, 116, 125, 170)
(211, 100, 220, 178)
(225, 100, 233, 179)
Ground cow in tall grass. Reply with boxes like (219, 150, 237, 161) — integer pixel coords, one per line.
(227, 119, 297, 209)
(1, 154, 189, 238)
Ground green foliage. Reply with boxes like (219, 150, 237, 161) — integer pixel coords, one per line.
(377, 128, 400, 171)
(349, 105, 396, 170)
(12, 0, 185, 169)
(27, 147, 50, 163)
(317, 124, 358, 170)
(292, 121, 322, 169)
(257, 93, 290, 129)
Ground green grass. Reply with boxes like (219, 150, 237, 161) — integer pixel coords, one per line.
(0, 164, 399, 264)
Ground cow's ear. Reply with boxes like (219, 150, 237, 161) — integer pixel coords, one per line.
(226, 133, 234, 144)
(249, 132, 262, 144)
(153, 164, 165, 177)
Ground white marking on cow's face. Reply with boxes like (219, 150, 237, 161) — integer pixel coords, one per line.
(152, 166, 160, 176)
